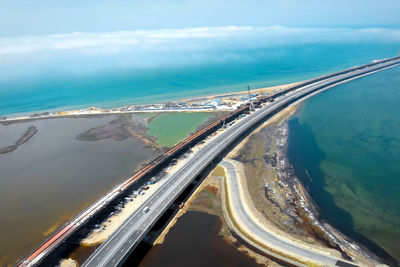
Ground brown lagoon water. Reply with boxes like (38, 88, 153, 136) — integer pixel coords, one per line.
(137, 211, 261, 267)
(0, 116, 158, 265)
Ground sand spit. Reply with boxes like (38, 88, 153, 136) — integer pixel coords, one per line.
(138, 105, 343, 266)
(0, 81, 298, 124)
(226, 104, 384, 266)
(182, 82, 299, 103)
(159, 166, 281, 266)
(0, 125, 37, 154)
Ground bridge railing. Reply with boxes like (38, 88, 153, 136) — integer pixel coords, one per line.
(18, 55, 400, 267)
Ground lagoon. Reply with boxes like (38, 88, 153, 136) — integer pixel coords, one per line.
(0, 116, 158, 265)
(147, 112, 212, 147)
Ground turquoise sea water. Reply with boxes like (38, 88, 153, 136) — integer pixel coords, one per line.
(287, 66, 400, 264)
(0, 43, 399, 116)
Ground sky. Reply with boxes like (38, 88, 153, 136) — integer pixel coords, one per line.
(0, 0, 399, 116)
(0, 26, 399, 80)
(0, 0, 399, 85)
(0, 0, 400, 37)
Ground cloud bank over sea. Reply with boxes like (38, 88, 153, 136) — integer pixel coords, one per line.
(0, 26, 399, 81)
(2, 26, 400, 55)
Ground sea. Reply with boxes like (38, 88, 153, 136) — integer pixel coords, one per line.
(1, 42, 400, 265)
(287, 65, 400, 264)
(0, 43, 399, 117)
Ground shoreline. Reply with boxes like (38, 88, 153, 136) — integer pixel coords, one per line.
(12, 59, 400, 267)
(286, 102, 400, 264)
(142, 104, 380, 266)
(224, 103, 384, 266)
(159, 166, 281, 266)
(63, 88, 390, 266)
(57, 114, 235, 265)
(286, 120, 397, 266)
(180, 82, 299, 102)
(0, 81, 298, 124)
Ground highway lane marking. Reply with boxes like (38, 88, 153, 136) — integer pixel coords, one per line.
(20, 59, 400, 267)
(90, 61, 396, 266)
(83, 61, 400, 266)
(222, 160, 337, 265)
(86, 170, 192, 262)
(91, 164, 199, 265)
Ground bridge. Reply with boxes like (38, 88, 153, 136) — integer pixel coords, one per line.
(82, 57, 400, 266)
(18, 55, 400, 267)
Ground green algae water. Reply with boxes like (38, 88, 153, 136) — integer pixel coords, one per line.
(288, 66, 400, 264)
(147, 112, 211, 147)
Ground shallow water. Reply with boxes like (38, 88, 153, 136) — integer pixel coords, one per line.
(1, 43, 399, 116)
(137, 211, 261, 267)
(287, 66, 400, 263)
(0, 116, 158, 265)
(147, 112, 212, 147)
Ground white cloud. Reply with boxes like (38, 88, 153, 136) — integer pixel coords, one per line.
(0, 25, 398, 82)
(0, 26, 399, 56)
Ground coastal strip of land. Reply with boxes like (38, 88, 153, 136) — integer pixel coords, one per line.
(220, 105, 384, 266)
(0, 83, 297, 124)
(149, 102, 384, 267)
(21, 55, 400, 266)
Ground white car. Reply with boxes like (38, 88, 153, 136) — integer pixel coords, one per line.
(142, 206, 150, 213)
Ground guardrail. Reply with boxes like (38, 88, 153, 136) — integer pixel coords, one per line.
(83, 56, 400, 266)
(18, 55, 400, 267)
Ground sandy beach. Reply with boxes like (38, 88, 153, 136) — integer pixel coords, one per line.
(16, 62, 398, 266)
(181, 82, 299, 102)
(0, 81, 299, 124)
(53, 96, 384, 266)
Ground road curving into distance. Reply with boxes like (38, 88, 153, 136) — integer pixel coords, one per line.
(82, 57, 400, 267)
(220, 159, 360, 267)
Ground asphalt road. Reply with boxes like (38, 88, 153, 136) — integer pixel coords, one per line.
(221, 160, 340, 266)
(83, 58, 400, 267)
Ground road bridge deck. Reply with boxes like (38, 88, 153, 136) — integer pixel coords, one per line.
(82, 58, 400, 266)
(17, 56, 400, 267)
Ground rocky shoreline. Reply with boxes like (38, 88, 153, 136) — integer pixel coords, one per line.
(0, 125, 38, 154)
(240, 109, 385, 266)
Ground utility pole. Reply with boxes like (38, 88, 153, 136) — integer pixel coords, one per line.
(247, 85, 254, 110)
